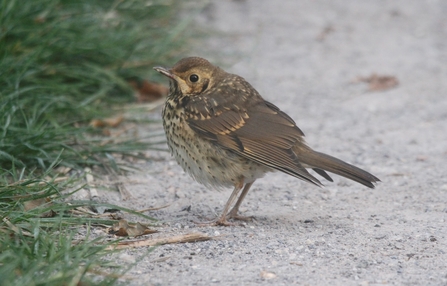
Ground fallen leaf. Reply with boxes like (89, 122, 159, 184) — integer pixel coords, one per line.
(90, 115, 124, 128)
(34, 17, 46, 23)
(23, 198, 56, 218)
(23, 198, 50, 211)
(128, 79, 168, 103)
(357, 73, 399, 91)
(109, 219, 157, 237)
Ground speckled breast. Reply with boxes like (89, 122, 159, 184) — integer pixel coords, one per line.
(162, 98, 270, 188)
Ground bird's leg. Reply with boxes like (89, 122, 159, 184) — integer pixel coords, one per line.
(227, 181, 254, 221)
(214, 180, 245, 226)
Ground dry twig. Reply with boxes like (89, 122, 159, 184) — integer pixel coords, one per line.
(107, 232, 212, 250)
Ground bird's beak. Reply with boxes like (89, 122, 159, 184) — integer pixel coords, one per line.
(153, 66, 175, 80)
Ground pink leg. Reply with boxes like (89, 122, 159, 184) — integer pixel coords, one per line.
(227, 181, 254, 221)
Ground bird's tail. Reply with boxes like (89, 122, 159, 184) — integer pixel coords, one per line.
(297, 149, 380, 188)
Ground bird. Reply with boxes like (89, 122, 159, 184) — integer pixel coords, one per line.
(154, 57, 380, 226)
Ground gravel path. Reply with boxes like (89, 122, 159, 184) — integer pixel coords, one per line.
(109, 1, 447, 284)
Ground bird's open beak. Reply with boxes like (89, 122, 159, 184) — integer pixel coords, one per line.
(153, 66, 175, 80)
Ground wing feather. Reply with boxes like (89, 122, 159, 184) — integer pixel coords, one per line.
(186, 97, 322, 186)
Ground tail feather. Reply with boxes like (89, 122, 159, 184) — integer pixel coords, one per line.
(299, 150, 380, 188)
(312, 168, 333, 182)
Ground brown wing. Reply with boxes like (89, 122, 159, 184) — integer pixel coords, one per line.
(185, 92, 322, 186)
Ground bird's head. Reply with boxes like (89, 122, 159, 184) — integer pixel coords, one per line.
(154, 57, 222, 95)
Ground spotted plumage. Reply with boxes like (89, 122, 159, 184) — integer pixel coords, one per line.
(154, 57, 380, 225)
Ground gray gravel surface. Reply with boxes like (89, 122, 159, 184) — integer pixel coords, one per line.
(105, 1, 447, 285)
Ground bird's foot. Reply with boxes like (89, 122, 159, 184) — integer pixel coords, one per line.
(228, 214, 253, 222)
(193, 216, 239, 227)
(215, 217, 238, 226)
(227, 209, 253, 222)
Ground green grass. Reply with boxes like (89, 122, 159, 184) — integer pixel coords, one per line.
(0, 0, 186, 170)
(0, 0, 192, 284)
(0, 172, 154, 285)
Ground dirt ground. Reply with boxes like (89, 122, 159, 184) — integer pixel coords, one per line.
(101, 1, 447, 285)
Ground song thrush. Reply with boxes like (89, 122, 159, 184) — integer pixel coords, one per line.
(154, 57, 380, 226)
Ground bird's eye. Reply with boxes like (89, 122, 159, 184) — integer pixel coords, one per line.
(189, 74, 199, 82)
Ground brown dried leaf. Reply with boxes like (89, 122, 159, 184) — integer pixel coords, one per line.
(34, 17, 46, 23)
(90, 119, 107, 128)
(357, 73, 399, 91)
(23, 198, 56, 218)
(128, 80, 168, 103)
(90, 115, 124, 128)
(23, 198, 50, 211)
(110, 219, 157, 237)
